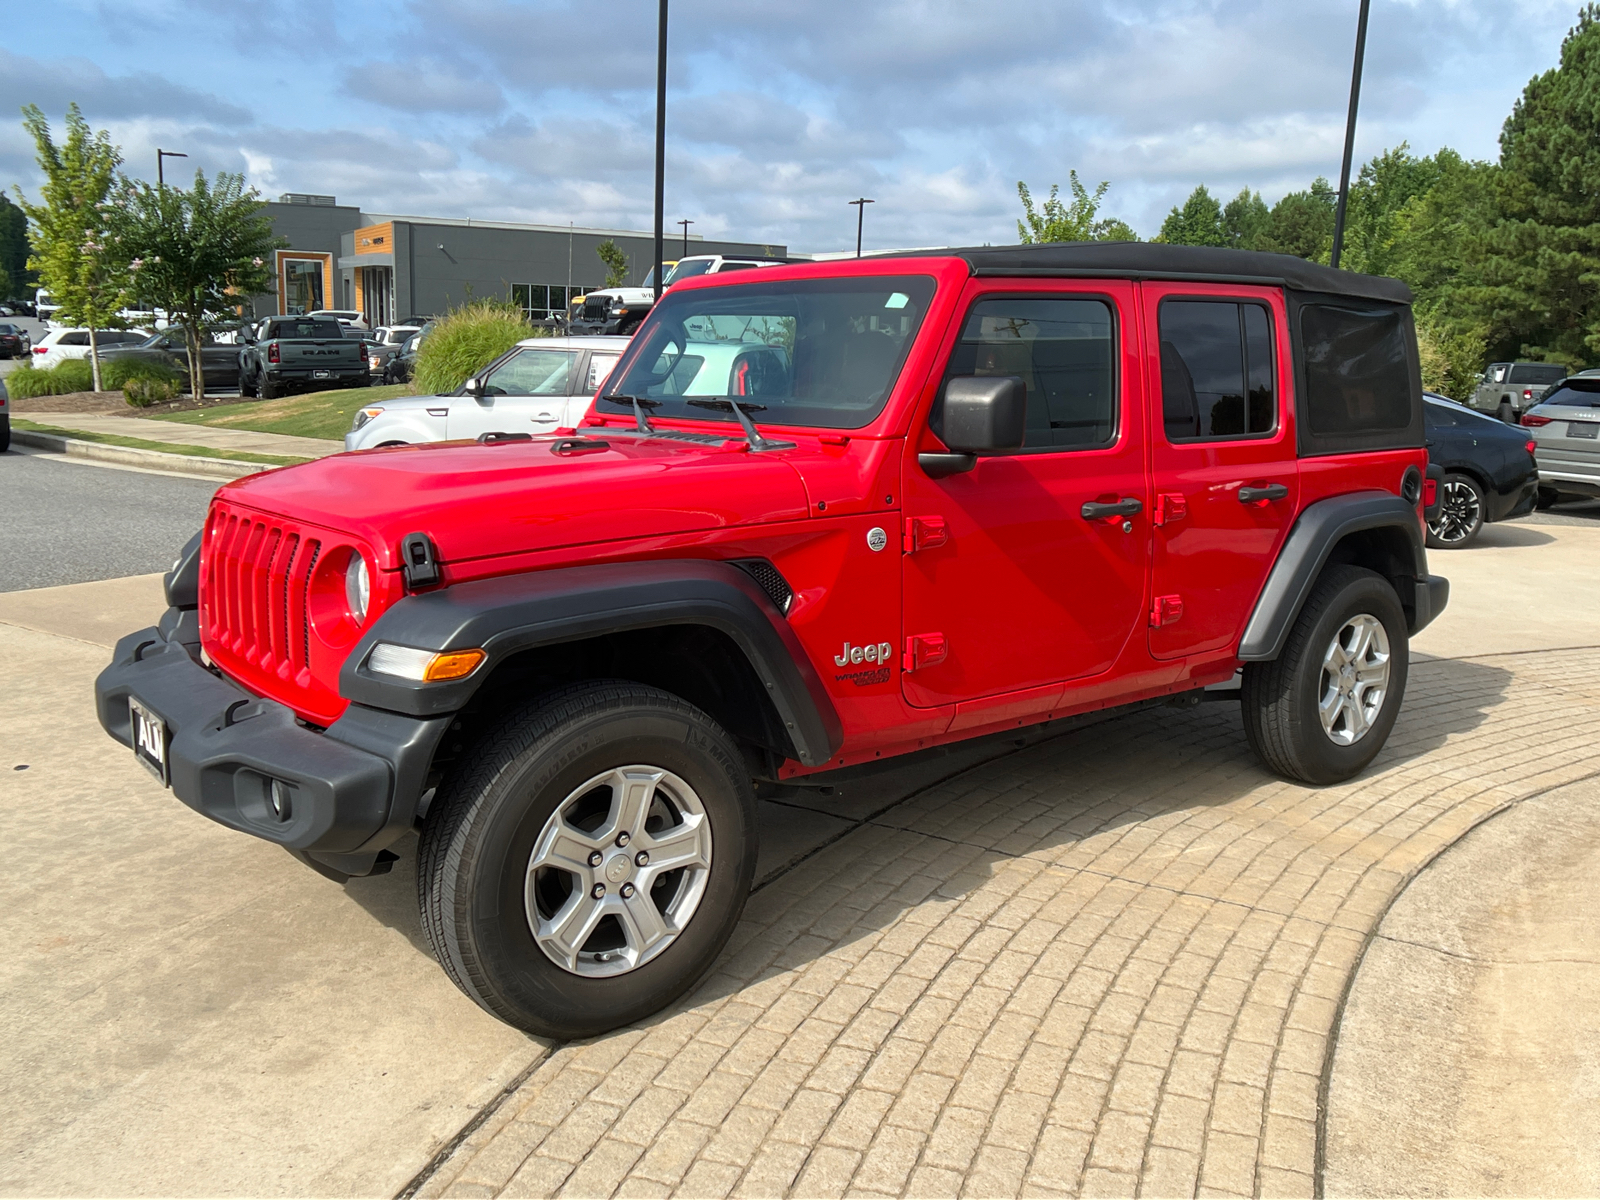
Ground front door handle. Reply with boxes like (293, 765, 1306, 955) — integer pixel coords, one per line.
(1238, 483, 1289, 504)
(1081, 497, 1143, 521)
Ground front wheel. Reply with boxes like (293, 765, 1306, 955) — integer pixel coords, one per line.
(1426, 473, 1485, 548)
(1241, 565, 1409, 785)
(417, 681, 757, 1039)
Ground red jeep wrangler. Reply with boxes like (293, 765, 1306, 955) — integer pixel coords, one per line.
(97, 244, 1448, 1038)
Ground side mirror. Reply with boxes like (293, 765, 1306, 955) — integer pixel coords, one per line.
(464, 376, 486, 399)
(920, 375, 1028, 477)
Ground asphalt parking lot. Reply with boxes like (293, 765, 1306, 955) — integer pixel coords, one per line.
(3, 453, 1600, 1197)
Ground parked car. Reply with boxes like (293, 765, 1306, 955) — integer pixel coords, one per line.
(99, 243, 1447, 1041)
(362, 325, 421, 379)
(1469, 361, 1571, 423)
(1422, 394, 1538, 548)
(238, 316, 369, 399)
(0, 372, 9, 452)
(383, 331, 421, 385)
(0, 323, 31, 358)
(347, 335, 627, 449)
(571, 256, 781, 336)
(307, 309, 367, 329)
(1521, 371, 1600, 505)
(97, 330, 242, 392)
(30, 327, 149, 369)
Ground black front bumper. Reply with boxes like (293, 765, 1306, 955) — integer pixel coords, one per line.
(95, 615, 451, 878)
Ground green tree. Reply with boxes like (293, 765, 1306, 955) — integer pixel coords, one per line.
(112, 170, 280, 401)
(0, 195, 32, 300)
(1475, 4, 1600, 365)
(1157, 186, 1226, 247)
(596, 239, 629, 287)
(1255, 178, 1338, 262)
(15, 104, 132, 391)
(1016, 173, 1136, 243)
(1222, 189, 1270, 249)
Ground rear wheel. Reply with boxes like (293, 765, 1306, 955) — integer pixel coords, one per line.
(259, 377, 281, 400)
(1426, 473, 1485, 548)
(417, 681, 757, 1039)
(1242, 565, 1409, 785)
(0, 414, 10, 452)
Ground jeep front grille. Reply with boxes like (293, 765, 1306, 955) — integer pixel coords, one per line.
(202, 508, 322, 680)
(582, 299, 609, 320)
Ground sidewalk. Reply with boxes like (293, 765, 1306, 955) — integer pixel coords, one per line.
(24, 411, 344, 460)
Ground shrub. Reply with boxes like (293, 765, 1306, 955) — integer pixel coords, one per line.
(123, 375, 182, 406)
(104, 358, 183, 392)
(4, 358, 94, 398)
(414, 300, 539, 395)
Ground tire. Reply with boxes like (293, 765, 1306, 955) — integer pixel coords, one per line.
(1497, 400, 1515, 424)
(1535, 487, 1560, 511)
(417, 681, 757, 1039)
(1241, 565, 1410, 786)
(259, 377, 282, 400)
(0, 413, 10, 453)
(1425, 472, 1486, 549)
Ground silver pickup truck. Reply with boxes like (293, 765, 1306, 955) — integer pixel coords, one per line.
(1470, 361, 1571, 422)
(239, 316, 371, 399)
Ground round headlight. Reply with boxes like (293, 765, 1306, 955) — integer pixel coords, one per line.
(345, 552, 370, 623)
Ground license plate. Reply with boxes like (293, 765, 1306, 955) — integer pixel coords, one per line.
(1567, 421, 1599, 439)
(129, 697, 169, 785)
(313, 369, 332, 380)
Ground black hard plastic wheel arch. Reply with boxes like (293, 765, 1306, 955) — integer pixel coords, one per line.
(340, 558, 844, 769)
(416, 680, 758, 1039)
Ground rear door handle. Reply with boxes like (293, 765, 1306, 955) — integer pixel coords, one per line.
(1080, 497, 1143, 521)
(1238, 484, 1289, 504)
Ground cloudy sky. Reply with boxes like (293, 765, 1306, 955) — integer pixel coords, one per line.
(4, 0, 1581, 252)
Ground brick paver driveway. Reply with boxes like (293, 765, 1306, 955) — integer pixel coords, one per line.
(414, 648, 1600, 1199)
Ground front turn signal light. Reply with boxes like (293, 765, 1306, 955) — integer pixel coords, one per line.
(368, 643, 486, 682)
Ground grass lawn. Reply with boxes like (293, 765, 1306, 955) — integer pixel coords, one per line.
(13, 419, 311, 467)
(146, 382, 419, 441)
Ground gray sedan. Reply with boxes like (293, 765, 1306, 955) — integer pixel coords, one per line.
(1523, 371, 1600, 504)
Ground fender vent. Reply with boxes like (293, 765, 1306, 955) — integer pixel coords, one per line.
(730, 558, 793, 616)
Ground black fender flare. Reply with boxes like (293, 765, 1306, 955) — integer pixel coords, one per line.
(338, 559, 844, 768)
(1238, 491, 1448, 661)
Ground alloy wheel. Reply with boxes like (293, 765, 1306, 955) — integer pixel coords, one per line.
(525, 765, 713, 978)
(1428, 478, 1482, 545)
(1318, 614, 1391, 746)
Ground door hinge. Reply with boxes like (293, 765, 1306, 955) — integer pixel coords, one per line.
(904, 632, 948, 672)
(1153, 493, 1188, 527)
(903, 515, 948, 553)
(1150, 594, 1184, 627)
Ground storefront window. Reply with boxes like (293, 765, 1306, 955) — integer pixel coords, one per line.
(284, 259, 325, 315)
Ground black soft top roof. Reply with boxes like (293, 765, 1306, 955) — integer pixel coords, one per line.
(874, 242, 1412, 305)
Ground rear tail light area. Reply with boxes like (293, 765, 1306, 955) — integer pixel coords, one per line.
(1523, 388, 1533, 400)
(1522, 413, 1552, 426)
(268, 343, 280, 364)
(1526, 440, 1538, 456)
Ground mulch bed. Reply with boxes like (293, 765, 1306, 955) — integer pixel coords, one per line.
(8, 391, 261, 417)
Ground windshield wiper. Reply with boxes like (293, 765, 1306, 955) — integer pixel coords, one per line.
(686, 398, 795, 452)
(600, 393, 661, 435)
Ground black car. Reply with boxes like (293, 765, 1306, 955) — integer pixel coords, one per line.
(97, 330, 243, 391)
(0, 323, 29, 359)
(383, 330, 420, 384)
(1424, 393, 1540, 548)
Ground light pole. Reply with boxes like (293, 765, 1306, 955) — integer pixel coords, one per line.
(849, 197, 874, 258)
(156, 148, 188, 188)
(678, 218, 694, 258)
(653, 0, 668, 301)
(1330, 0, 1371, 270)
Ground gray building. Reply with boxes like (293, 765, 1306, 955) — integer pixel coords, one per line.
(254, 194, 786, 327)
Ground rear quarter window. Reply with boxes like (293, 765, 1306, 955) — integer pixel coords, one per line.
(1509, 364, 1568, 385)
(1541, 381, 1600, 406)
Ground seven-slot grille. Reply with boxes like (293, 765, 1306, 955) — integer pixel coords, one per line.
(201, 507, 323, 681)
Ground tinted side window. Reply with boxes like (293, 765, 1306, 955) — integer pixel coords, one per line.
(1159, 300, 1276, 441)
(1542, 382, 1600, 406)
(60, 332, 90, 346)
(1300, 304, 1411, 434)
(943, 297, 1116, 450)
(1508, 364, 1567, 385)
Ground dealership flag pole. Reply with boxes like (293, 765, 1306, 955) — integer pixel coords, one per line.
(653, 0, 668, 302)
(1330, 0, 1370, 270)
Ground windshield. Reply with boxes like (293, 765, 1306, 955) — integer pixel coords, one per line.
(606, 275, 936, 430)
(1540, 380, 1600, 406)
(665, 259, 714, 285)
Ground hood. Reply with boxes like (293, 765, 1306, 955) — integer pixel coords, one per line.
(218, 434, 809, 570)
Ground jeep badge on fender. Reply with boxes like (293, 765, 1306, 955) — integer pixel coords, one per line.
(94, 242, 1447, 1041)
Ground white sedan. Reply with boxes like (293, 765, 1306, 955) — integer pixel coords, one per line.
(345, 336, 628, 450)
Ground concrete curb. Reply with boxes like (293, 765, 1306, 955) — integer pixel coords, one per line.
(11, 429, 276, 480)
